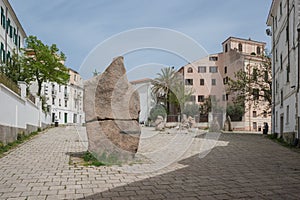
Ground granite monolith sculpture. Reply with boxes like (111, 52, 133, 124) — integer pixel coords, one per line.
(84, 56, 141, 163)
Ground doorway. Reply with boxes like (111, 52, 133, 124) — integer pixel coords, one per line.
(64, 113, 68, 124)
(280, 114, 284, 137)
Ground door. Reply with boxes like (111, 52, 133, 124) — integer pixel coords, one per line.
(52, 113, 55, 123)
(280, 115, 284, 137)
(64, 113, 68, 124)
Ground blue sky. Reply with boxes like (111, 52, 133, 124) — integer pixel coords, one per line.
(9, 0, 272, 80)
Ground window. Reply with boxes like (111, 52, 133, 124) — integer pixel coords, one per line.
(223, 76, 229, 84)
(224, 66, 227, 74)
(253, 88, 259, 100)
(253, 111, 257, 118)
(189, 95, 196, 102)
(280, 54, 283, 70)
(286, 65, 290, 83)
(65, 100, 67, 107)
(209, 56, 218, 61)
(1, 7, 5, 29)
(52, 98, 55, 105)
(198, 66, 206, 73)
(1, 42, 5, 62)
(238, 43, 242, 52)
(263, 111, 267, 118)
(209, 66, 218, 73)
(6, 18, 10, 34)
(257, 46, 261, 55)
(279, 2, 282, 16)
(226, 94, 229, 101)
(59, 85, 61, 92)
(212, 79, 216, 86)
(200, 79, 205, 86)
(253, 122, 257, 130)
(275, 49, 278, 62)
(198, 95, 205, 102)
(59, 99, 61, 107)
(187, 67, 193, 73)
(59, 112, 61, 119)
(225, 44, 228, 52)
(222, 95, 226, 101)
(64, 86, 67, 93)
(185, 79, 193, 85)
(74, 74, 77, 81)
(286, 105, 289, 124)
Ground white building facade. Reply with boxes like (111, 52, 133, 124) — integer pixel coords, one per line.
(0, 0, 26, 64)
(130, 78, 154, 124)
(31, 69, 85, 125)
(267, 0, 300, 141)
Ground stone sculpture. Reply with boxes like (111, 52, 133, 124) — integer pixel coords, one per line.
(84, 56, 141, 163)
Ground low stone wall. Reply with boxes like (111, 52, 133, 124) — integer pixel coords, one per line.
(0, 124, 25, 144)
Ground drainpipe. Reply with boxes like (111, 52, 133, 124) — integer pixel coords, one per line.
(297, 28, 300, 139)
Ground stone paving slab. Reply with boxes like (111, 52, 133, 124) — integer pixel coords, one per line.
(0, 126, 300, 199)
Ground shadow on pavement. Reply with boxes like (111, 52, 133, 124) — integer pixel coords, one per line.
(78, 134, 300, 200)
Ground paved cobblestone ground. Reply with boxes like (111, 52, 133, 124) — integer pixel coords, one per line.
(0, 126, 300, 199)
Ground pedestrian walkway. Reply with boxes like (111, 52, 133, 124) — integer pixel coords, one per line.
(0, 126, 300, 199)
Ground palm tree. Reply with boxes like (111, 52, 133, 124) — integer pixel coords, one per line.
(151, 67, 178, 113)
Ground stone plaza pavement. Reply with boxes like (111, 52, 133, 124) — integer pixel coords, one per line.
(0, 126, 300, 200)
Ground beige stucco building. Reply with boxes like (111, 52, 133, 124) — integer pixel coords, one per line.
(179, 37, 271, 132)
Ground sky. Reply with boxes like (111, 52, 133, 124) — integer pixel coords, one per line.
(9, 0, 273, 80)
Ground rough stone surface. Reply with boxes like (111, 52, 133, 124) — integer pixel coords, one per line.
(84, 57, 141, 161)
(154, 116, 165, 131)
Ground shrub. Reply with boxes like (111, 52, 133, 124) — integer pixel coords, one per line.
(182, 103, 199, 117)
(149, 104, 167, 121)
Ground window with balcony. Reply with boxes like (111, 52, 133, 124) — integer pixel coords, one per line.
(253, 111, 257, 118)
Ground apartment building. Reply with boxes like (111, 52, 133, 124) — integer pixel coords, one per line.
(31, 69, 85, 125)
(179, 37, 271, 131)
(0, 0, 26, 64)
(267, 0, 300, 141)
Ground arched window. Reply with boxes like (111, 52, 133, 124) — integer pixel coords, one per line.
(238, 43, 242, 52)
(257, 46, 261, 55)
(187, 67, 193, 73)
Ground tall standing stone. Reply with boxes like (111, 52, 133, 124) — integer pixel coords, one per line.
(84, 56, 141, 163)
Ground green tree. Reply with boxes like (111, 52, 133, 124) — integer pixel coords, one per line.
(168, 79, 194, 115)
(226, 103, 245, 121)
(227, 54, 272, 113)
(22, 36, 69, 96)
(151, 67, 178, 112)
(1, 50, 30, 84)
